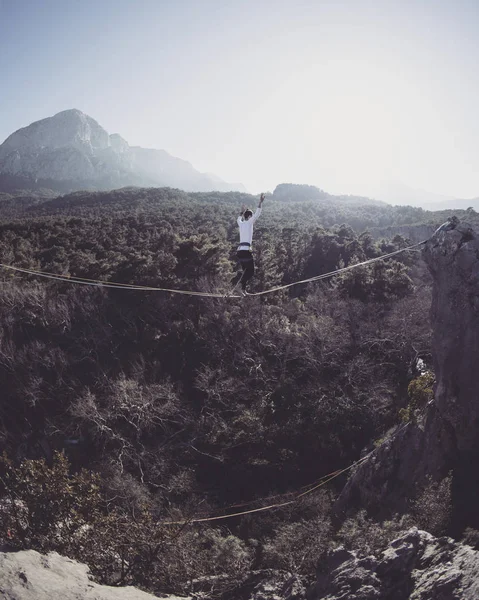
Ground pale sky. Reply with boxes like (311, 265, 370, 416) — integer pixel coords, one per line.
(1, 0, 479, 198)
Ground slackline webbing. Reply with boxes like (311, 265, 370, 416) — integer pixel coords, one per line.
(246, 241, 426, 296)
(158, 423, 410, 526)
(0, 241, 426, 298)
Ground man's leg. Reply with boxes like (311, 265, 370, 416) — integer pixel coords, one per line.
(241, 255, 255, 291)
(231, 270, 243, 287)
(231, 251, 247, 288)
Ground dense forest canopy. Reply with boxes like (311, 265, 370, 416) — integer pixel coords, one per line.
(0, 184, 468, 597)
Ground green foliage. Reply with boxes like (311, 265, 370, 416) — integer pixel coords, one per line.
(412, 474, 452, 536)
(335, 510, 415, 556)
(0, 451, 252, 595)
(0, 185, 440, 594)
(263, 516, 332, 573)
(462, 527, 479, 549)
(400, 371, 435, 423)
(0, 451, 101, 552)
(261, 496, 335, 574)
(408, 371, 435, 406)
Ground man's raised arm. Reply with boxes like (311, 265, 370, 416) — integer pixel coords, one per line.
(251, 193, 265, 223)
(237, 204, 246, 225)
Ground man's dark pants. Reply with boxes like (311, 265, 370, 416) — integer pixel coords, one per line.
(231, 250, 255, 291)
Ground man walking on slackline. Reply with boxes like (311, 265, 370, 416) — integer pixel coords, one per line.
(231, 193, 265, 294)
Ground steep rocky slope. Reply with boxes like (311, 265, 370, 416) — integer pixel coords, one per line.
(0, 110, 245, 193)
(337, 220, 479, 528)
(311, 528, 479, 600)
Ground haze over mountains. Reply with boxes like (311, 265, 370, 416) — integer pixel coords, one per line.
(371, 180, 479, 211)
(0, 109, 246, 194)
(1, 109, 478, 211)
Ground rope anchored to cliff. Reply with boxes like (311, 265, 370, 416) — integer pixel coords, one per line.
(158, 423, 410, 526)
(245, 241, 427, 296)
(0, 241, 426, 298)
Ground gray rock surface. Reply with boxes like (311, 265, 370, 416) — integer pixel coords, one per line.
(336, 221, 479, 522)
(0, 109, 246, 193)
(0, 548, 189, 600)
(311, 527, 479, 600)
(425, 222, 479, 453)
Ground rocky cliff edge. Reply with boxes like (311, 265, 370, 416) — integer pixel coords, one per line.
(0, 548, 188, 600)
(336, 221, 479, 529)
(310, 527, 479, 600)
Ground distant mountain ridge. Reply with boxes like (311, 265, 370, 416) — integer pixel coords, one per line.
(372, 180, 479, 211)
(0, 109, 246, 194)
(272, 182, 387, 206)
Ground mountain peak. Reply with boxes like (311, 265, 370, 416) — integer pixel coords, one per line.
(49, 109, 102, 129)
(0, 110, 246, 193)
(52, 108, 86, 118)
(0, 109, 110, 159)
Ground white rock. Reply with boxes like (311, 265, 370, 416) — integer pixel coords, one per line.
(0, 549, 190, 600)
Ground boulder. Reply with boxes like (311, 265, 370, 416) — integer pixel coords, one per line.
(0, 548, 189, 600)
(311, 527, 479, 600)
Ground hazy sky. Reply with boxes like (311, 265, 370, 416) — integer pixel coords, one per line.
(1, 0, 479, 198)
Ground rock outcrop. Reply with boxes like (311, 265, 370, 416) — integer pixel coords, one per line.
(0, 548, 189, 599)
(0, 110, 246, 194)
(336, 221, 479, 528)
(4, 531, 478, 600)
(425, 222, 479, 455)
(310, 527, 479, 600)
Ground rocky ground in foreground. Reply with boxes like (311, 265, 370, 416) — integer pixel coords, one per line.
(0, 548, 185, 600)
(2, 528, 479, 599)
(311, 527, 479, 600)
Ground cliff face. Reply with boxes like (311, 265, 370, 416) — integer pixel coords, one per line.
(425, 223, 479, 454)
(336, 221, 479, 528)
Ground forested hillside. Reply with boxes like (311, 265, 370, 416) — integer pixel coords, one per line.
(0, 184, 463, 597)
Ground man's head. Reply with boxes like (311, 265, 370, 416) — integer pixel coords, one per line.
(243, 209, 253, 220)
